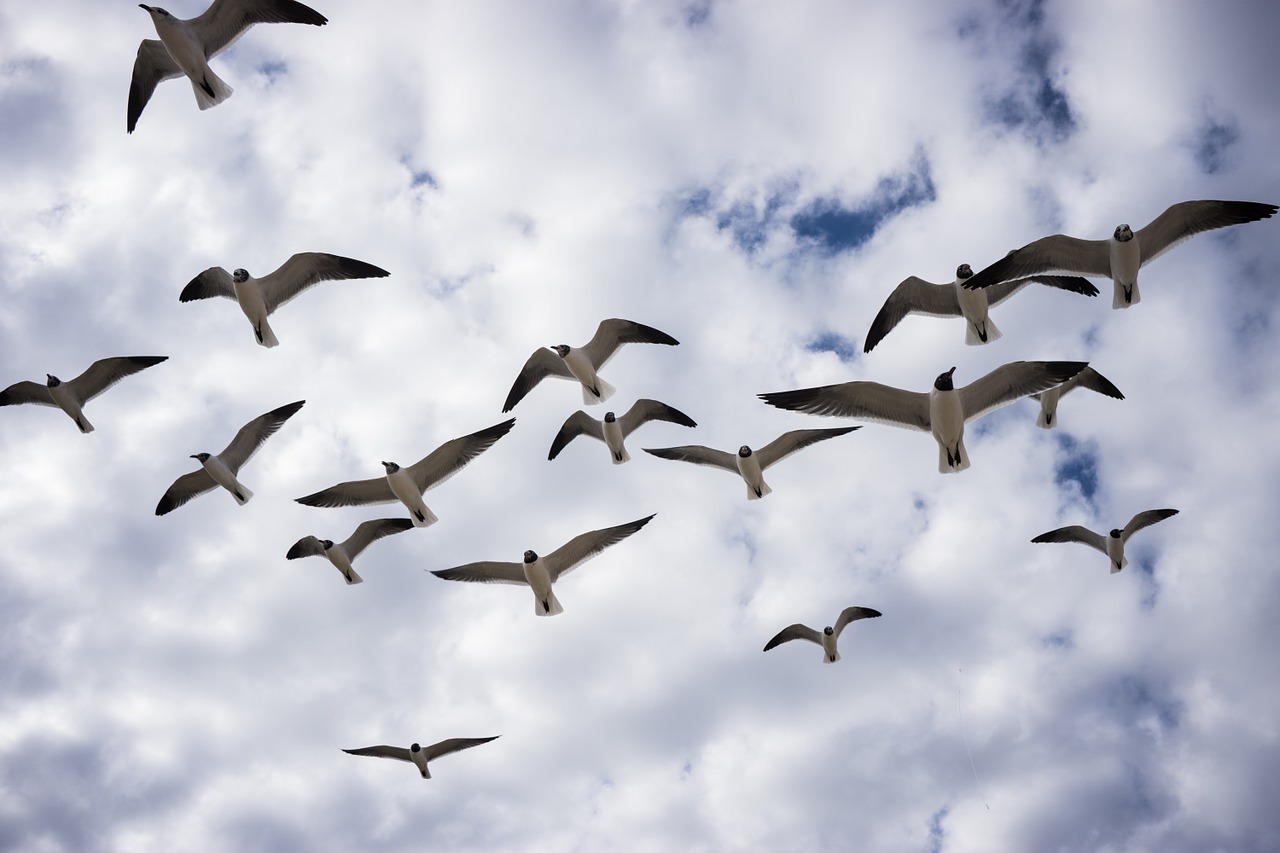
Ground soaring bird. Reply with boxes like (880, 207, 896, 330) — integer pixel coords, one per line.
(128, 0, 329, 133)
(962, 200, 1277, 308)
(430, 514, 655, 616)
(179, 253, 389, 348)
(342, 736, 499, 780)
(1029, 366, 1124, 429)
(1, 356, 167, 434)
(295, 419, 515, 527)
(863, 264, 1098, 352)
(548, 399, 696, 464)
(502, 319, 679, 412)
(286, 518, 414, 585)
(759, 362, 1086, 473)
(156, 400, 304, 515)
(763, 606, 882, 663)
(1032, 509, 1179, 573)
(643, 427, 859, 499)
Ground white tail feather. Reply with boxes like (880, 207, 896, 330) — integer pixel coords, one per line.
(191, 70, 233, 111)
(964, 317, 1002, 346)
(1113, 281, 1140, 309)
(232, 484, 254, 505)
(535, 590, 564, 616)
(255, 318, 280, 348)
(583, 377, 616, 405)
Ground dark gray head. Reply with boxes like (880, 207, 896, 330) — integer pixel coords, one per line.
(823, 626, 834, 636)
(381, 461, 400, 474)
(604, 412, 616, 423)
(321, 539, 334, 550)
(190, 452, 211, 462)
(232, 268, 250, 283)
(551, 344, 571, 358)
(409, 743, 421, 753)
(934, 366, 957, 392)
(956, 263, 973, 279)
(1113, 224, 1134, 242)
(523, 550, 538, 563)
(45, 374, 61, 387)
(1109, 528, 1122, 539)
(738, 446, 752, 458)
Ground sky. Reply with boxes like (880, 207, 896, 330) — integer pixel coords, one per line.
(1, 1, 1279, 851)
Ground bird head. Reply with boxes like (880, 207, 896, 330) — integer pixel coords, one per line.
(956, 263, 973, 279)
(823, 626, 834, 636)
(232, 269, 250, 283)
(190, 452, 211, 462)
(1113, 224, 1134, 242)
(551, 344, 571, 358)
(1109, 529, 1123, 538)
(321, 540, 335, 550)
(45, 374, 61, 387)
(737, 446, 752, 458)
(523, 550, 538, 563)
(139, 5, 171, 20)
(381, 461, 400, 474)
(934, 367, 957, 391)
(409, 743, 421, 753)
(603, 412, 616, 423)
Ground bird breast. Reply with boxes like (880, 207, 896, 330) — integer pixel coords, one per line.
(601, 417, 625, 454)
(233, 277, 268, 321)
(521, 558, 553, 599)
(1109, 235, 1142, 285)
(561, 348, 597, 386)
(929, 388, 966, 443)
(385, 469, 420, 505)
(152, 18, 210, 79)
(954, 280, 990, 326)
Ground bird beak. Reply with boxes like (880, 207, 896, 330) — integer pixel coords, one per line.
(139, 4, 153, 10)
(189, 454, 200, 459)
(947, 366, 957, 376)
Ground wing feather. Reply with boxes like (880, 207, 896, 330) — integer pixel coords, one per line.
(543, 514, 656, 581)
(218, 400, 305, 473)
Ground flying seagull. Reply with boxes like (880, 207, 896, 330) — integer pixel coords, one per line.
(128, 0, 329, 133)
(1032, 509, 1179, 573)
(1029, 366, 1124, 429)
(763, 606, 882, 663)
(155, 400, 304, 515)
(502, 318, 679, 412)
(1, 355, 168, 434)
(286, 518, 414, 585)
(179, 253, 390, 348)
(548, 399, 697, 464)
(295, 419, 516, 527)
(759, 362, 1086, 473)
(343, 736, 499, 780)
(962, 200, 1278, 308)
(430, 514, 656, 616)
(863, 264, 1098, 352)
(643, 427, 860, 499)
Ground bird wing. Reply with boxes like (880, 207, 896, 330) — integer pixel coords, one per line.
(763, 623, 822, 651)
(543, 514, 656, 582)
(1136, 200, 1277, 266)
(547, 411, 603, 460)
(155, 469, 218, 516)
(190, 0, 328, 59)
(430, 561, 528, 586)
(984, 275, 1100, 307)
(959, 361, 1087, 423)
(833, 606, 883, 638)
(127, 39, 183, 134)
(285, 535, 326, 560)
(618, 399, 697, 435)
(1031, 525, 1107, 555)
(179, 267, 237, 303)
(342, 518, 415, 558)
(964, 235, 1113, 290)
(1060, 366, 1125, 400)
(258, 253, 390, 315)
(642, 445, 740, 472)
(759, 382, 931, 432)
(1121, 508, 1179, 542)
(0, 381, 55, 408)
(863, 277, 960, 353)
(502, 348, 574, 412)
(216, 400, 305, 473)
(66, 356, 168, 405)
(342, 745, 412, 763)
(755, 426, 860, 470)
(581, 318, 680, 369)
(405, 418, 516, 491)
(295, 475, 396, 508)
(421, 736, 500, 762)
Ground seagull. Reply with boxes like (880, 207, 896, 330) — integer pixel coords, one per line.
(1029, 366, 1124, 429)
(155, 400, 304, 515)
(962, 200, 1278, 309)
(763, 606, 882, 663)
(342, 736, 499, 780)
(430, 514, 655, 616)
(759, 362, 1087, 473)
(643, 427, 859, 499)
(863, 264, 1099, 352)
(1, 356, 167, 434)
(295, 419, 515, 527)
(548, 399, 697, 464)
(179, 253, 390, 348)
(1032, 509, 1179, 573)
(128, 0, 329, 133)
(286, 518, 414, 585)
(502, 319, 679, 412)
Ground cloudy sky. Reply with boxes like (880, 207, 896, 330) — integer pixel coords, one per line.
(2, 1, 1279, 850)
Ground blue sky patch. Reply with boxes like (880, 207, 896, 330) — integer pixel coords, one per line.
(806, 331, 858, 362)
(1188, 114, 1239, 175)
(791, 154, 936, 254)
(256, 61, 288, 84)
(1054, 434, 1099, 504)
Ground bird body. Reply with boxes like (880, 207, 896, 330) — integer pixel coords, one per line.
(929, 370, 968, 472)
(384, 462, 438, 527)
(194, 451, 252, 504)
(1032, 509, 1179, 573)
(1031, 366, 1124, 429)
(140, 5, 233, 111)
(343, 737, 499, 780)
(1, 356, 169, 434)
(763, 606, 882, 664)
(232, 271, 277, 348)
(46, 377, 95, 434)
(287, 518, 414, 585)
(548, 400, 697, 464)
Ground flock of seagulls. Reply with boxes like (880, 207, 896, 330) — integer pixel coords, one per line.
(1, 0, 1273, 788)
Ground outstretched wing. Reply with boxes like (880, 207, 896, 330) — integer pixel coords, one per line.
(503, 348, 573, 412)
(155, 469, 218, 516)
(1031, 524, 1107, 555)
(763, 624, 822, 651)
(581, 318, 679, 369)
(285, 535, 326, 560)
(421, 735, 500, 762)
(542, 514, 656, 581)
(342, 518, 415, 558)
(66, 356, 168, 405)
(430, 561, 527, 586)
(1121, 508, 1179, 542)
(833, 606, 882, 638)
(760, 382, 930, 432)
(190, 0, 328, 59)
(642, 445, 739, 472)
(127, 39, 183, 134)
(755, 426, 859, 470)
(959, 361, 1086, 423)
(964, 236, 1113, 290)
(984, 275, 1100, 307)
(217, 400, 305, 473)
(548, 411, 603, 460)
(406, 419, 516, 491)
(258, 252, 390, 315)
(0, 381, 55, 408)
(295, 475, 396, 509)
(179, 267, 237, 302)
(1136, 200, 1277, 266)
(342, 745, 412, 763)
(864, 276, 960, 353)
(618, 399, 697, 436)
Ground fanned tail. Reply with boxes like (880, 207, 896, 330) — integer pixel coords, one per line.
(965, 317, 1001, 346)
(192, 69, 233, 111)
(536, 590, 564, 617)
(583, 377, 616, 405)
